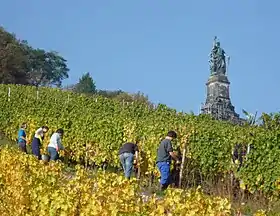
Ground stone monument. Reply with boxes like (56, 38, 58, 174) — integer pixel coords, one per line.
(201, 37, 242, 124)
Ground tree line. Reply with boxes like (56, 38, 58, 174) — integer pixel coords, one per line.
(0, 27, 151, 105)
(67, 72, 151, 106)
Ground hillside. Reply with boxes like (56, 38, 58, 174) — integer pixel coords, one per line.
(0, 145, 237, 216)
(0, 84, 280, 202)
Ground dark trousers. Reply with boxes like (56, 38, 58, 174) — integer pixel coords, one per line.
(18, 142, 27, 153)
(31, 138, 41, 160)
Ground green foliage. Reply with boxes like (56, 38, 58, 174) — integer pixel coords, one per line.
(0, 84, 280, 198)
(25, 47, 69, 87)
(97, 89, 124, 98)
(0, 26, 69, 86)
(97, 89, 152, 106)
(112, 91, 152, 106)
(260, 113, 280, 130)
(242, 109, 258, 125)
(71, 79, 151, 105)
(74, 72, 96, 94)
(0, 27, 29, 84)
(238, 129, 280, 197)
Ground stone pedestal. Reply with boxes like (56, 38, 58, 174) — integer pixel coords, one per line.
(201, 74, 241, 124)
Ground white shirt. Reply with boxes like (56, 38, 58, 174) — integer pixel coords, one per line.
(48, 132, 64, 151)
(35, 128, 44, 138)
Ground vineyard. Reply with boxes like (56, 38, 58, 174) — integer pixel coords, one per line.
(0, 85, 280, 204)
(1, 145, 269, 216)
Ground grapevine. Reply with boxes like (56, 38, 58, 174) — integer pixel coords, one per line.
(0, 146, 233, 215)
(0, 84, 280, 198)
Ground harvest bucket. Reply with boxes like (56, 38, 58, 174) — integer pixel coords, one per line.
(42, 154, 50, 162)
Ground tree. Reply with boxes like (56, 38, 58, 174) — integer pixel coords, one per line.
(242, 109, 258, 125)
(22, 43, 69, 87)
(74, 72, 96, 94)
(259, 112, 280, 130)
(63, 84, 76, 91)
(112, 91, 153, 107)
(96, 89, 152, 106)
(0, 26, 69, 86)
(131, 91, 151, 105)
(97, 89, 124, 98)
(0, 27, 29, 84)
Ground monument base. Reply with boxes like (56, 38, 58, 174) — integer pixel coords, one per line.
(201, 73, 242, 124)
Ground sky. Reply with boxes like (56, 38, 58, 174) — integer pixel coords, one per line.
(1, 0, 279, 116)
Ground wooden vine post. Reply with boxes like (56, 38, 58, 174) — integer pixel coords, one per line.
(137, 143, 141, 180)
(8, 87, 11, 102)
(179, 143, 186, 188)
(179, 130, 191, 188)
(85, 143, 89, 170)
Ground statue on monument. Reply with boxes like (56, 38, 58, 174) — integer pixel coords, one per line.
(209, 36, 230, 75)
